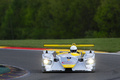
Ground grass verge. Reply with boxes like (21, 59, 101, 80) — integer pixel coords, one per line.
(0, 38, 120, 52)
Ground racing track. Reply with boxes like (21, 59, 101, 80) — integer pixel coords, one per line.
(0, 49, 120, 80)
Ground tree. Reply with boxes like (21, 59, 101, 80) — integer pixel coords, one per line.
(94, 0, 120, 37)
(0, 0, 12, 39)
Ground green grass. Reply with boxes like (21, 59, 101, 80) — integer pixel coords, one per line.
(0, 38, 120, 52)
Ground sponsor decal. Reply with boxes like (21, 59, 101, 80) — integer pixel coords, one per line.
(62, 61, 73, 64)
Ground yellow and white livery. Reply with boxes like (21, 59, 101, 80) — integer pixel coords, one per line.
(42, 43, 95, 72)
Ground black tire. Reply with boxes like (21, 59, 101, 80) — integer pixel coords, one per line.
(91, 67, 95, 73)
(42, 66, 46, 73)
(65, 68, 72, 72)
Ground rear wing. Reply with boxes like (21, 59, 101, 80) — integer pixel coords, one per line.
(44, 43, 94, 47)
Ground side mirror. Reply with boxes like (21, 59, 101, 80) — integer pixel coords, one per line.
(78, 58, 83, 62)
(90, 50, 92, 53)
(54, 57, 59, 62)
(46, 50, 48, 53)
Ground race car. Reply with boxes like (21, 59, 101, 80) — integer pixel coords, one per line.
(41, 43, 95, 72)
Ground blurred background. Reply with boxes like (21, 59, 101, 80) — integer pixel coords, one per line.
(0, 0, 120, 40)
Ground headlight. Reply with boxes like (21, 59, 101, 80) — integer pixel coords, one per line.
(43, 59, 52, 65)
(86, 58, 95, 64)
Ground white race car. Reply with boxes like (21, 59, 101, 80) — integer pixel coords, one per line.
(42, 43, 95, 72)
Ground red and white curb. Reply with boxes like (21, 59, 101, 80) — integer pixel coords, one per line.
(0, 46, 116, 54)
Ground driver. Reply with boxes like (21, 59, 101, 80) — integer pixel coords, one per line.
(70, 45, 77, 53)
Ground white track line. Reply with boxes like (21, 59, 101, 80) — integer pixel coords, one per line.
(95, 53, 120, 55)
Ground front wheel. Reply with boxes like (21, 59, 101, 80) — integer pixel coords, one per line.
(91, 66, 95, 73)
(42, 66, 46, 73)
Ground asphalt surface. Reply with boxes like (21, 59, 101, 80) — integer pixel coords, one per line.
(0, 49, 120, 80)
